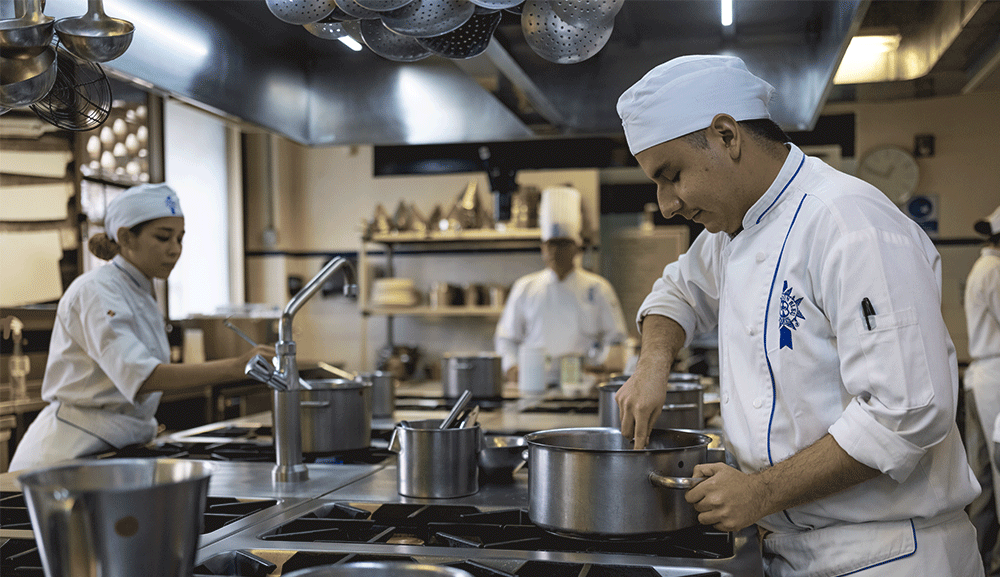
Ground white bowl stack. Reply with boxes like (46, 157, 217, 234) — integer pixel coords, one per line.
(371, 277, 419, 307)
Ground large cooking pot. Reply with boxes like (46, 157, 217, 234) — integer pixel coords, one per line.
(389, 419, 481, 498)
(598, 374, 704, 430)
(524, 427, 711, 536)
(441, 352, 502, 398)
(356, 371, 394, 418)
(300, 378, 372, 453)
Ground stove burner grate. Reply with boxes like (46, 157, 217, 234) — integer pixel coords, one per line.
(96, 439, 394, 465)
(259, 502, 733, 560)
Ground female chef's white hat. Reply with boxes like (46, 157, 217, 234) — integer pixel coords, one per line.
(616, 54, 775, 155)
(104, 183, 183, 242)
(974, 205, 1000, 236)
(540, 186, 582, 245)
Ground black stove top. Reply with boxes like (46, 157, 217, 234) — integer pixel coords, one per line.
(258, 502, 732, 559)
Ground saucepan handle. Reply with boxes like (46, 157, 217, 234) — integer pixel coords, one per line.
(389, 427, 401, 453)
(648, 471, 705, 490)
(300, 400, 330, 408)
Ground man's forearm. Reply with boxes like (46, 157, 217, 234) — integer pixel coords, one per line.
(752, 434, 880, 518)
(636, 314, 686, 372)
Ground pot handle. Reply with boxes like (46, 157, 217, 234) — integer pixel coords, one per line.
(662, 403, 700, 411)
(300, 400, 330, 408)
(648, 471, 705, 490)
(389, 427, 401, 453)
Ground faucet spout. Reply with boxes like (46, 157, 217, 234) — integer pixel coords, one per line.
(267, 256, 358, 483)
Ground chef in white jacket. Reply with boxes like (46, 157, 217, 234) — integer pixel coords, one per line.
(613, 55, 982, 576)
(9, 184, 273, 471)
(494, 186, 627, 386)
(966, 206, 1000, 573)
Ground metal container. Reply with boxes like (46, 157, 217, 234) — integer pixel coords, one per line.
(300, 378, 372, 453)
(285, 561, 473, 577)
(524, 427, 711, 536)
(479, 434, 528, 480)
(17, 458, 212, 577)
(389, 419, 481, 498)
(598, 374, 704, 430)
(441, 352, 502, 399)
(356, 371, 395, 418)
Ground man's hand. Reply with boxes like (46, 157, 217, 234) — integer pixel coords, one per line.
(685, 463, 768, 532)
(615, 369, 669, 449)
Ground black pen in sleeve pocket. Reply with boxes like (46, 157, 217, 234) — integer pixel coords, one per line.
(861, 298, 876, 330)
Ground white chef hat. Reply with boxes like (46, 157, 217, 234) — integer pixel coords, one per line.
(104, 183, 183, 242)
(974, 205, 1000, 236)
(539, 186, 582, 244)
(617, 54, 776, 155)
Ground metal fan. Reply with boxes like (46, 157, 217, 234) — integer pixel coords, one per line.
(30, 40, 111, 131)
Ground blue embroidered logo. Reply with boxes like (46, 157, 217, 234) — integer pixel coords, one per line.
(778, 280, 805, 350)
(164, 195, 178, 215)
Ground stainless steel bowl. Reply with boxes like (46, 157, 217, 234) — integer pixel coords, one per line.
(479, 434, 527, 475)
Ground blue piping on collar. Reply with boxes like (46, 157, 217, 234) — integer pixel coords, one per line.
(756, 153, 805, 225)
(112, 261, 144, 290)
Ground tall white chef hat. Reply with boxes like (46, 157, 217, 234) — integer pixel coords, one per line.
(616, 54, 776, 155)
(104, 183, 183, 242)
(539, 186, 582, 244)
(974, 205, 1000, 236)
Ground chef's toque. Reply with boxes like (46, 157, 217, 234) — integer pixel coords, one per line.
(617, 54, 775, 155)
(104, 183, 183, 242)
(974, 205, 1000, 236)
(539, 186, 582, 244)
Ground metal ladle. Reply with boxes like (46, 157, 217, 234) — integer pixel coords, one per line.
(54, 0, 134, 63)
(0, 0, 54, 59)
(440, 389, 472, 429)
(0, 47, 57, 108)
(224, 319, 314, 390)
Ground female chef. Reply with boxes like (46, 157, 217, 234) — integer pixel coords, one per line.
(9, 183, 273, 471)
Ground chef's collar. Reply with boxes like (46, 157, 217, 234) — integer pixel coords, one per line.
(545, 267, 577, 283)
(112, 254, 155, 295)
(741, 143, 805, 231)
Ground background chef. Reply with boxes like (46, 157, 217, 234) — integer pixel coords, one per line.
(966, 205, 1000, 574)
(494, 186, 628, 387)
(612, 54, 982, 576)
(9, 184, 274, 471)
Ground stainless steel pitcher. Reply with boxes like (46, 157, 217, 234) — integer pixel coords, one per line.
(17, 458, 213, 577)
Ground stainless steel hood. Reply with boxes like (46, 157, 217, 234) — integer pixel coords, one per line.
(26, 0, 997, 146)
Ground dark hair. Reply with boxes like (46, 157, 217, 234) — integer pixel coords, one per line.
(87, 221, 151, 261)
(680, 118, 789, 151)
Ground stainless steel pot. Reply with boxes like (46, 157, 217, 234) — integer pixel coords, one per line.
(356, 371, 394, 418)
(441, 352, 502, 398)
(524, 427, 711, 536)
(598, 374, 704, 430)
(389, 419, 481, 498)
(300, 378, 372, 452)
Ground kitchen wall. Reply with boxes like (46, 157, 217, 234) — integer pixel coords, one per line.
(243, 134, 600, 373)
(244, 89, 997, 372)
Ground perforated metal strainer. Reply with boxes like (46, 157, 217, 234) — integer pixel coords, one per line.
(335, 0, 383, 20)
(266, 0, 337, 25)
(360, 18, 433, 61)
(550, 0, 623, 28)
(521, 0, 612, 64)
(468, 0, 523, 10)
(416, 9, 500, 59)
(380, 0, 476, 38)
(354, 0, 416, 11)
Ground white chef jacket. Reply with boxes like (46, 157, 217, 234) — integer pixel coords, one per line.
(638, 144, 980, 575)
(495, 268, 627, 373)
(9, 255, 167, 471)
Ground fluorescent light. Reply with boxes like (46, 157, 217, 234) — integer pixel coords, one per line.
(338, 36, 364, 52)
(721, 0, 733, 27)
(834, 34, 902, 84)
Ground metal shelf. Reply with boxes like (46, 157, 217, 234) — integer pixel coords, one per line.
(362, 305, 503, 318)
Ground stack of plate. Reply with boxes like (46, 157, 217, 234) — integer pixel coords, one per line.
(371, 277, 419, 307)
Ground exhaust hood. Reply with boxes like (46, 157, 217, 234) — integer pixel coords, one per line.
(25, 1, 998, 147)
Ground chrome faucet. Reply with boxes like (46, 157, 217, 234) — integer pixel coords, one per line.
(244, 256, 358, 482)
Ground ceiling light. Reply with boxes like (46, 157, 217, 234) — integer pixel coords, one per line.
(720, 0, 733, 27)
(834, 33, 902, 84)
(338, 36, 364, 52)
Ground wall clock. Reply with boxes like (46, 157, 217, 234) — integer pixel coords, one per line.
(857, 145, 920, 203)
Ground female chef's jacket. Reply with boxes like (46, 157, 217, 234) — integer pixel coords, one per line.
(495, 268, 627, 374)
(638, 144, 979, 574)
(10, 255, 168, 470)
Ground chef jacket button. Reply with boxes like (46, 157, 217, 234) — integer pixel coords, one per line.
(723, 393, 730, 404)
(747, 326, 756, 336)
(756, 252, 767, 262)
(753, 398, 763, 409)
